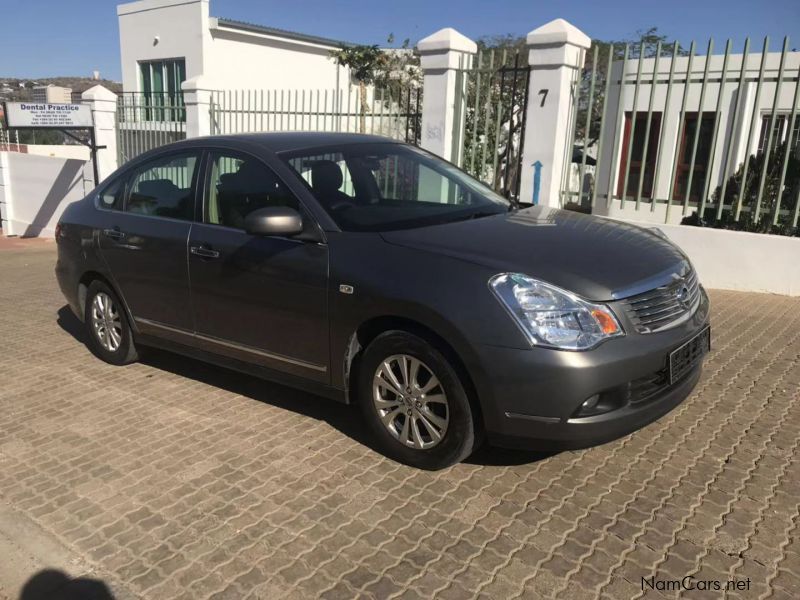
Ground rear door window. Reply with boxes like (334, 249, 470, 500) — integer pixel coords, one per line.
(125, 153, 199, 221)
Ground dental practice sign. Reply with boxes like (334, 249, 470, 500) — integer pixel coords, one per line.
(3, 102, 93, 129)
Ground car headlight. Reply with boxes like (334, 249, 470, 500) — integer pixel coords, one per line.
(489, 273, 624, 350)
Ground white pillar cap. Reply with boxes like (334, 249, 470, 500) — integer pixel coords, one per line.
(81, 85, 117, 102)
(417, 28, 477, 55)
(181, 75, 215, 92)
(526, 19, 590, 49)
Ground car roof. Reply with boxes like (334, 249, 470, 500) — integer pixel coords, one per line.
(171, 132, 404, 154)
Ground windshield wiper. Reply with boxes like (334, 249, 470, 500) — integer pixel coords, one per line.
(451, 210, 505, 222)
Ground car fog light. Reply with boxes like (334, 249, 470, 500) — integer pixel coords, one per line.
(581, 394, 600, 411)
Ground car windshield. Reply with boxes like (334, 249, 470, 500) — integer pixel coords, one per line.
(281, 143, 511, 232)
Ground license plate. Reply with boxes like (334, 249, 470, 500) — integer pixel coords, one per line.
(669, 326, 711, 384)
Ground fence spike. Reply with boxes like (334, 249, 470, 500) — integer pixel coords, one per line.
(717, 37, 750, 220)
(733, 36, 770, 222)
(753, 36, 789, 223)
(682, 38, 715, 217)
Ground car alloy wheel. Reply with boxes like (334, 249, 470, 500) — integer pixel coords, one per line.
(90, 291, 123, 353)
(372, 354, 449, 450)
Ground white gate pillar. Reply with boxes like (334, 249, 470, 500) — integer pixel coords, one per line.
(82, 85, 118, 184)
(182, 75, 214, 138)
(520, 19, 590, 207)
(418, 28, 476, 164)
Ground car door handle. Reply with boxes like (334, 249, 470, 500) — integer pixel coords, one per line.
(190, 245, 220, 259)
(102, 228, 126, 241)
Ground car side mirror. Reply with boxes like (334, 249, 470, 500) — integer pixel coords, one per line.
(244, 206, 304, 237)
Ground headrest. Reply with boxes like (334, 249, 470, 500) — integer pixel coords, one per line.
(311, 161, 344, 192)
(223, 161, 279, 193)
(137, 179, 178, 198)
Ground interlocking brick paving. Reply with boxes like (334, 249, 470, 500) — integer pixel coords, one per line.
(1, 242, 798, 599)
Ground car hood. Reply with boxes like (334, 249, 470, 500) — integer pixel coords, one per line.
(380, 206, 689, 301)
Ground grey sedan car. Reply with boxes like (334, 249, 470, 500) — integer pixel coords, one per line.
(56, 133, 710, 469)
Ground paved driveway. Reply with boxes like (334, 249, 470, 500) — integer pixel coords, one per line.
(1, 243, 799, 600)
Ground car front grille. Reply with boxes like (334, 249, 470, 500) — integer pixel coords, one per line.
(622, 269, 701, 334)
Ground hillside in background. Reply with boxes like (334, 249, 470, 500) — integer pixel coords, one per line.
(0, 76, 122, 102)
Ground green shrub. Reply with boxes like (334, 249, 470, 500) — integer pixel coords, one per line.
(683, 141, 800, 237)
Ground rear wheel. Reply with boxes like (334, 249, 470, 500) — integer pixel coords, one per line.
(84, 280, 138, 365)
(357, 331, 478, 470)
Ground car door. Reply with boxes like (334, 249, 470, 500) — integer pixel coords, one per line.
(97, 151, 200, 336)
(188, 150, 330, 382)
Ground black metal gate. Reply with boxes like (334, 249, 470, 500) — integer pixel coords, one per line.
(459, 50, 531, 200)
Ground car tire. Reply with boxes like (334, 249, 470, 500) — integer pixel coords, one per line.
(84, 280, 139, 366)
(357, 331, 478, 470)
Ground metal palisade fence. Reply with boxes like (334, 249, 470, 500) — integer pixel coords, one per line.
(116, 92, 187, 164)
(454, 49, 531, 201)
(563, 37, 800, 234)
(208, 84, 422, 144)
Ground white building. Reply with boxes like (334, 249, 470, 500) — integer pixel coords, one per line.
(118, 0, 357, 98)
(32, 85, 73, 104)
(593, 50, 800, 224)
(115, 0, 419, 163)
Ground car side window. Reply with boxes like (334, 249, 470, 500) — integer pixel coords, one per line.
(99, 177, 126, 211)
(206, 152, 299, 230)
(126, 153, 198, 221)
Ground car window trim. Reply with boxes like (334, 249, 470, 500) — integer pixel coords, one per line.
(198, 147, 325, 241)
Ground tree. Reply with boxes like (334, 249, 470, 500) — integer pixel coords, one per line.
(330, 37, 420, 135)
(329, 45, 388, 134)
(700, 141, 800, 236)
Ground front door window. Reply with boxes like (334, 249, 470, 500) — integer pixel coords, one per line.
(206, 153, 299, 229)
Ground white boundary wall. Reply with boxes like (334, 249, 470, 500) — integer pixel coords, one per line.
(618, 219, 800, 296)
(0, 152, 92, 237)
(24, 145, 91, 160)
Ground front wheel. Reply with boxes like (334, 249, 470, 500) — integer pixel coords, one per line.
(84, 280, 139, 365)
(357, 331, 478, 470)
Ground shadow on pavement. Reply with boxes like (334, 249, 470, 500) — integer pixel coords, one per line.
(57, 305, 553, 468)
(19, 569, 114, 600)
(57, 306, 86, 343)
(466, 445, 556, 467)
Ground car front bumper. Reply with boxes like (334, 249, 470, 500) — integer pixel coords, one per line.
(471, 288, 711, 450)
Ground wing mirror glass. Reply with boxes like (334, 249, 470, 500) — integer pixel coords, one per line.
(244, 206, 304, 237)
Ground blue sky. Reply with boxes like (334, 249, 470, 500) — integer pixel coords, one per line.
(1, 0, 798, 80)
